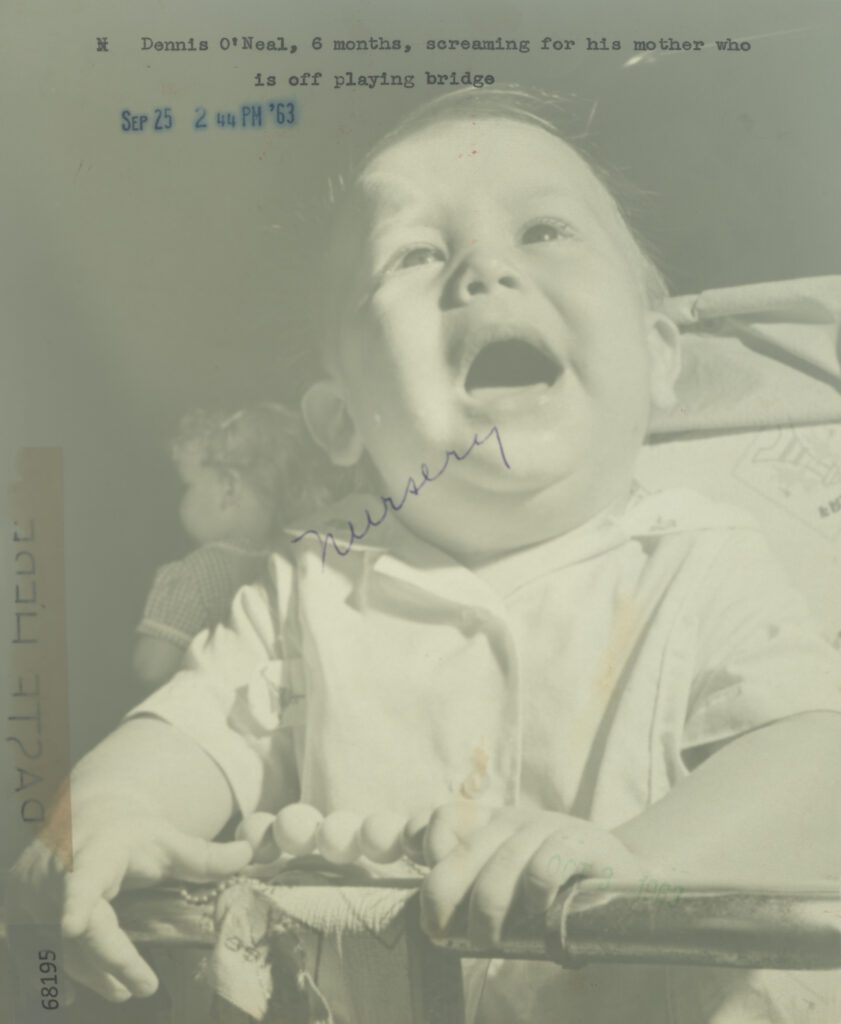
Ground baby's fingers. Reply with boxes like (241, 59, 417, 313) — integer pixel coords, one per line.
(421, 812, 521, 937)
(62, 841, 130, 938)
(466, 821, 560, 947)
(65, 900, 158, 1001)
(423, 802, 496, 866)
(62, 959, 132, 1005)
(161, 829, 253, 882)
(521, 833, 636, 916)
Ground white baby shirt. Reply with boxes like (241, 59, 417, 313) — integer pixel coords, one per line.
(129, 487, 841, 1023)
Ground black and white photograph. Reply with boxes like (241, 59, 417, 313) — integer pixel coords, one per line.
(3, 1, 841, 1021)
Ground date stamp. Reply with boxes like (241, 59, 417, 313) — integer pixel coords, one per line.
(120, 98, 297, 132)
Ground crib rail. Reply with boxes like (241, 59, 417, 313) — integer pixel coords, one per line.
(113, 878, 841, 970)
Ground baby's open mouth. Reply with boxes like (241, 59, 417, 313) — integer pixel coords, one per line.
(464, 338, 562, 392)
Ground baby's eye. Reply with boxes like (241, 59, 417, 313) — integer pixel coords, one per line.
(391, 244, 446, 271)
(520, 219, 575, 245)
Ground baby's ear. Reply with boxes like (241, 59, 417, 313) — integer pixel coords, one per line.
(301, 379, 365, 467)
(646, 312, 682, 411)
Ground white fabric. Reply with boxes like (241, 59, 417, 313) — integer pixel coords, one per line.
(210, 878, 416, 1024)
(127, 487, 841, 1023)
(636, 426, 841, 641)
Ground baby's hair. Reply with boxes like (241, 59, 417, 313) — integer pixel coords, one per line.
(171, 403, 336, 527)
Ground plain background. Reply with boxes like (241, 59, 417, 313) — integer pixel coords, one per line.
(2, 0, 840, 870)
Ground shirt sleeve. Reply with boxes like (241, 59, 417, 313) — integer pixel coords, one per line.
(683, 529, 841, 752)
(137, 558, 211, 647)
(126, 554, 300, 816)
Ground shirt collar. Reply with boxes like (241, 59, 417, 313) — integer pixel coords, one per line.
(282, 485, 754, 608)
(469, 510, 628, 596)
(283, 493, 505, 614)
(619, 485, 756, 536)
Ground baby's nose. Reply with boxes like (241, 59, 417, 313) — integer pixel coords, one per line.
(446, 250, 522, 306)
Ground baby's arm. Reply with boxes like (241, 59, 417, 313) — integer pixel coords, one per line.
(134, 556, 210, 688)
(13, 559, 289, 1001)
(617, 709, 841, 878)
(423, 531, 841, 945)
(10, 717, 252, 1002)
(132, 635, 187, 689)
(421, 710, 841, 947)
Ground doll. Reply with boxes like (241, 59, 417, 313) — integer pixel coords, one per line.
(133, 403, 318, 688)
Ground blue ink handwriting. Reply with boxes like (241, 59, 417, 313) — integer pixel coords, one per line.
(292, 425, 510, 565)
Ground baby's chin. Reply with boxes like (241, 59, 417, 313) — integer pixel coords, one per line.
(457, 449, 639, 542)
(409, 482, 627, 564)
(457, 429, 594, 493)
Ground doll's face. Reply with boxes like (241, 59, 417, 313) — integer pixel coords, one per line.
(312, 118, 679, 556)
(176, 445, 275, 547)
(177, 452, 235, 545)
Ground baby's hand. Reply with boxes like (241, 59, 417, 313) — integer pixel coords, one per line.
(9, 807, 252, 1003)
(419, 802, 643, 948)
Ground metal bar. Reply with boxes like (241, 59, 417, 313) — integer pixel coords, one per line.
(430, 879, 841, 970)
(111, 878, 841, 970)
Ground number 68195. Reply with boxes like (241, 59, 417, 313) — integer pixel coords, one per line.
(37, 950, 59, 1010)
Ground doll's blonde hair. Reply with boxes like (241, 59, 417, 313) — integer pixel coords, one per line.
(171, 403, 336, 527)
